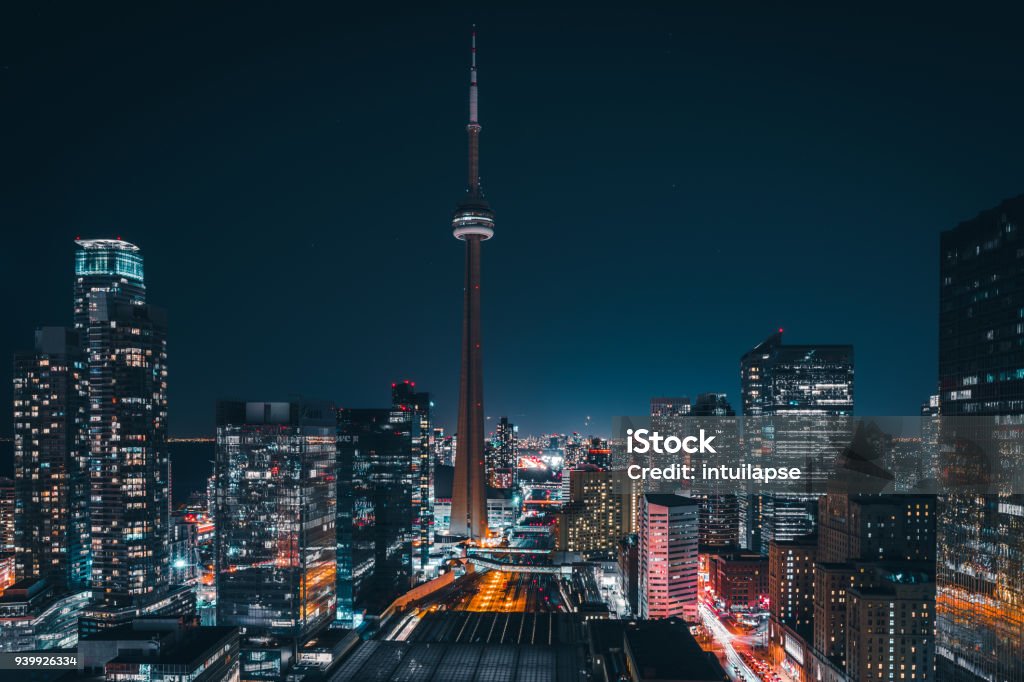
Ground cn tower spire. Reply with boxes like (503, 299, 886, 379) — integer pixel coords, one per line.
(467, 26, 482, 197)
(450, 26, 494, 541)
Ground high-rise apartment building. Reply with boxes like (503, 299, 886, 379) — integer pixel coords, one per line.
(74, 239, 173, 613)
(487, 417, 516, 489)
(938, 195, 1024, 681)
(215, 401, 337, 639)
(12, 327, 90, 588)
(557, 466, 636, 560)
(639, 493, 699, 621)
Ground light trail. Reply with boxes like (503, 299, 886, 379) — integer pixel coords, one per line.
(699, 603, 760, 681)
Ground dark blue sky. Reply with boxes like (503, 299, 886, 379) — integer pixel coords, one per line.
(3, 3, 1024, 437)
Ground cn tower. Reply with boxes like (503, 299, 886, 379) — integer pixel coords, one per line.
(450, 28, 493, 540)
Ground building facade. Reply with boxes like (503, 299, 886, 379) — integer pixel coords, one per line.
(215, 401, 337, 639)
(740, 331, 854, 553)
(12, 327, 90, 588)
(639, 493, 699, 621)
(74, 239, 174, 614)
(938, 195, 1024, 681)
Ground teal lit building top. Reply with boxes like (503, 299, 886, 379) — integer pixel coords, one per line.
(74, 238, 144, 282)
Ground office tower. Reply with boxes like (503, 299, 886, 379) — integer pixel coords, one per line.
(12, 327, 90, 588)
(938, 195, 1024, 681)
(336, 400, 417, 624)
(74, 239, 174, 613)
(739, 330, 853, 417)
(846, 568, 935, 682)
(391, 381, 432, 570)
(557, 466, 636, 560)
(639, 493, 699, 621)
(215, 401, 337, 639)
(692, 393, 741, 548)
(450, 29, 494, 540)
(487, 416, 517, 488)
(740, 331, 854, 552)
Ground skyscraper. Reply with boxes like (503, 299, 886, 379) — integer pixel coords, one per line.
(739, 331, 853, 417)
(487, 416, 517, 489)
(336, 387, 425, 624)
(450, 29, 494, 540)
(937, 195, 1024, 681)
(692, 393, 740, 549)
(12, 327, 90, 588)
(73, 239, 174, 612)
(639, 493, 699, 621)
(390, 381, 432, 570)
(740, 331, 854, 552)
(214, 401, 337, 640)
(557, 466, 636, 560)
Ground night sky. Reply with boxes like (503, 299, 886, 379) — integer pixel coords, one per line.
(3, 3, 1024, 437)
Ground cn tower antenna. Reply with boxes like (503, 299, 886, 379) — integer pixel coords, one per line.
(467, 26, 481, 194)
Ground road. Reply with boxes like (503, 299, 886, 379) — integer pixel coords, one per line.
(700, 603, 761, 681)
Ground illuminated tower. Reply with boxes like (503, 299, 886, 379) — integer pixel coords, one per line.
(450, 28, 494, 540)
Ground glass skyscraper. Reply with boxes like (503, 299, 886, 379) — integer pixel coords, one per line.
(391, 381, 432, 571)
(215, 401, 337, 640)
(336, 393, 418, 623)
(72, 239, 173, 610)
(740, 331, 854, 553)
(938, 195, 1024, 682)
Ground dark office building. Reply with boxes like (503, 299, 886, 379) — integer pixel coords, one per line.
(938, 195, 1024, 681)
(740, 331, 854, 417)
(391, 381, 432, 571)
(215, 401, 337, 640)
(336, 390, 420, 624)
(12, 327, 90, 588)
(740, 331, 854, 553)
(692, 393, 741, 549)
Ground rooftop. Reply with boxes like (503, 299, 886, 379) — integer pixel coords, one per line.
(75, 237, 140, 252)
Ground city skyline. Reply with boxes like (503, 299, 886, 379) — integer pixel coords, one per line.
(6, 5, 1024, 437)
(6, 7, 1024, 681)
